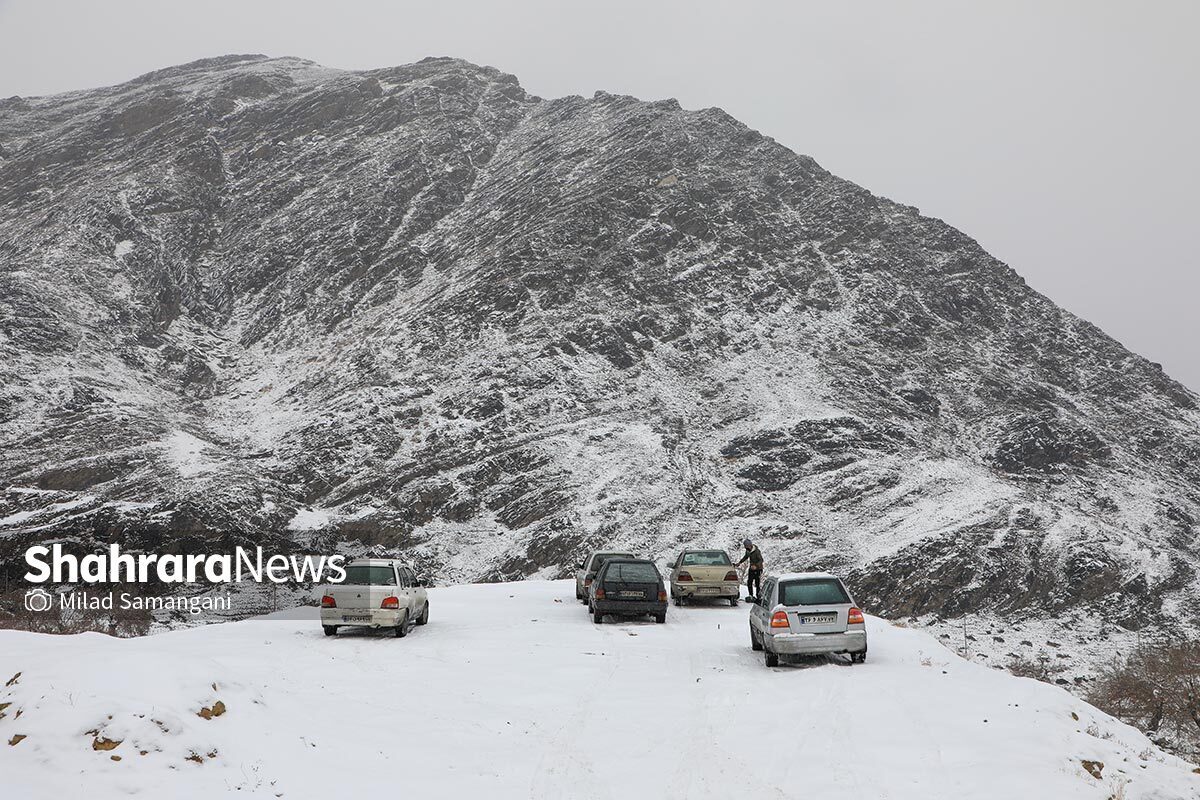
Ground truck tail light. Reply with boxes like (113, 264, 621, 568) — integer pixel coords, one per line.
(381, 596, 400, 609)
(724, 571, 738, 582)
(770, 610, 790, 628)
(677, 571, 693, 582)
(848, 607, 865, 625)
(321, 595, 336, 608)
(595, 588, 606, 600)
(658, 590, 667, 602)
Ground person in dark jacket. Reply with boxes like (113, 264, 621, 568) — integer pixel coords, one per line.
(736, 539, 763, 600)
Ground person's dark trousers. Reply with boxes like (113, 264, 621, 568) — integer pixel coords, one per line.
(747, 568, 762, 599)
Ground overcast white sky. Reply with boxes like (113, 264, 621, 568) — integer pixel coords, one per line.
(1, 1, 1197, 389)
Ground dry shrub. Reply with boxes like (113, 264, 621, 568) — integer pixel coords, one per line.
(0, 587, 151, 637)
(1087, 639, 1200, 760)
(1007, 652, 1066, 682)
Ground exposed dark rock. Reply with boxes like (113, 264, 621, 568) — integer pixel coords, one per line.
(991, 412, 1111, 473)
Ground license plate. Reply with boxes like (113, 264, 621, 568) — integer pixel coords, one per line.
(618, 591, 644, 599)
(800, 614, 836, 625)
(342, 614, 370, 622)
(697, 587, 720, 594)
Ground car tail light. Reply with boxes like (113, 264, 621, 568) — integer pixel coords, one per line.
(381, 596, 400, 609)
(658, 590, 667, 602)
(724, 571, 738, 582)
(848, 607, 865, 625)
(595, 588, 606, 600)
(677, 571, 693, 582)
(770, 610, 790, 628)
(321, 595, 336, 608)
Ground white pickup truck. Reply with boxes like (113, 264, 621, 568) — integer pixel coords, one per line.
(320, 558, 429, 638)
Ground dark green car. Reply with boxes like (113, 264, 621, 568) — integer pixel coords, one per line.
(589, 558, 667, 624)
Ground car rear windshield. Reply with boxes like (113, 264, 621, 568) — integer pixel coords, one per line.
(591, 553, 633, 571)
(603, 562, 660, 583)
(779, 579, 849, 606)
(339, 565, 397, 586)
(681, 551, 731, 566)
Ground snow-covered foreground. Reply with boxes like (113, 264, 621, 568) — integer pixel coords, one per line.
(1, 581, 1197, 799)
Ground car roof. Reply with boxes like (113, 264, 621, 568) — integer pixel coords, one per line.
(346, 558, 411, 567)
(680, 548, 729, 553)
(770, 571, 841, 582)
(590, 550, 634, 557)
(600, 557, 654, 565)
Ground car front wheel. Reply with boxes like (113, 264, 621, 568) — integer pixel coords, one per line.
(394, 611, 409, 638)
(750, 625, 762, 651)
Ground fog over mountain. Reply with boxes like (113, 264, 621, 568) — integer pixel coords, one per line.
(1, 56, 1198, 660)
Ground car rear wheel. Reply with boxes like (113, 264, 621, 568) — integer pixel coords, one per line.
(394, 611, 409, 638)
(750, 625, 762, 651)
(323, 625, 338, 637)
(764, 648, 779, 668)
(728, 597, 738, 607)
(655, 612, 666, 624)
(851, 651, 867, 664)
(592, 609, 604, 624)
(416, 602, 429, 625)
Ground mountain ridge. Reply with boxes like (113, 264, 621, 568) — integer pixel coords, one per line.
(1, 56, 1197, 665)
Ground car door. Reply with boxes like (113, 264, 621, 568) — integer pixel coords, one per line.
(751, 579, 774, 632)
(578, 554, 595, 593)
(407, 568, 427, 608)
(394, 565, 413, 613)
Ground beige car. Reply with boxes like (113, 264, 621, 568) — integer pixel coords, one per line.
(667, 549, 740, 606)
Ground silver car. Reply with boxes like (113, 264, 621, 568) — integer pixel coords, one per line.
(574, 550, 634, 603)
(748, 572, 868, 666)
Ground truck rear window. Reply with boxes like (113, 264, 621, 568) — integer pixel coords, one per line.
(340, 565, 397, 586)
(602, 563, 659, 583)
(779, 579, 849, 606)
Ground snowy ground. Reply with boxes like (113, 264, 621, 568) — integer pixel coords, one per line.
(1, 580, 1197, 799)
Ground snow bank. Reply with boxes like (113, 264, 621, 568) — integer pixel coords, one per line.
(0, 580, 1196, 799)
(159, 431, 217, 478)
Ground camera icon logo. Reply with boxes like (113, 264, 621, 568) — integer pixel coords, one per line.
(24, 587, 53, 613)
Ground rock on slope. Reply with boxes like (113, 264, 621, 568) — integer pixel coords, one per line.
(1, 55, 1198, 641)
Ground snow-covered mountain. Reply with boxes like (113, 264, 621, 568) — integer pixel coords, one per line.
(1, 580, 1198, 798)
(2, 56, 1198, 655)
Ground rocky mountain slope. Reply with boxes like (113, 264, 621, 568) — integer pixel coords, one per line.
(1, 55, 1198, 651)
